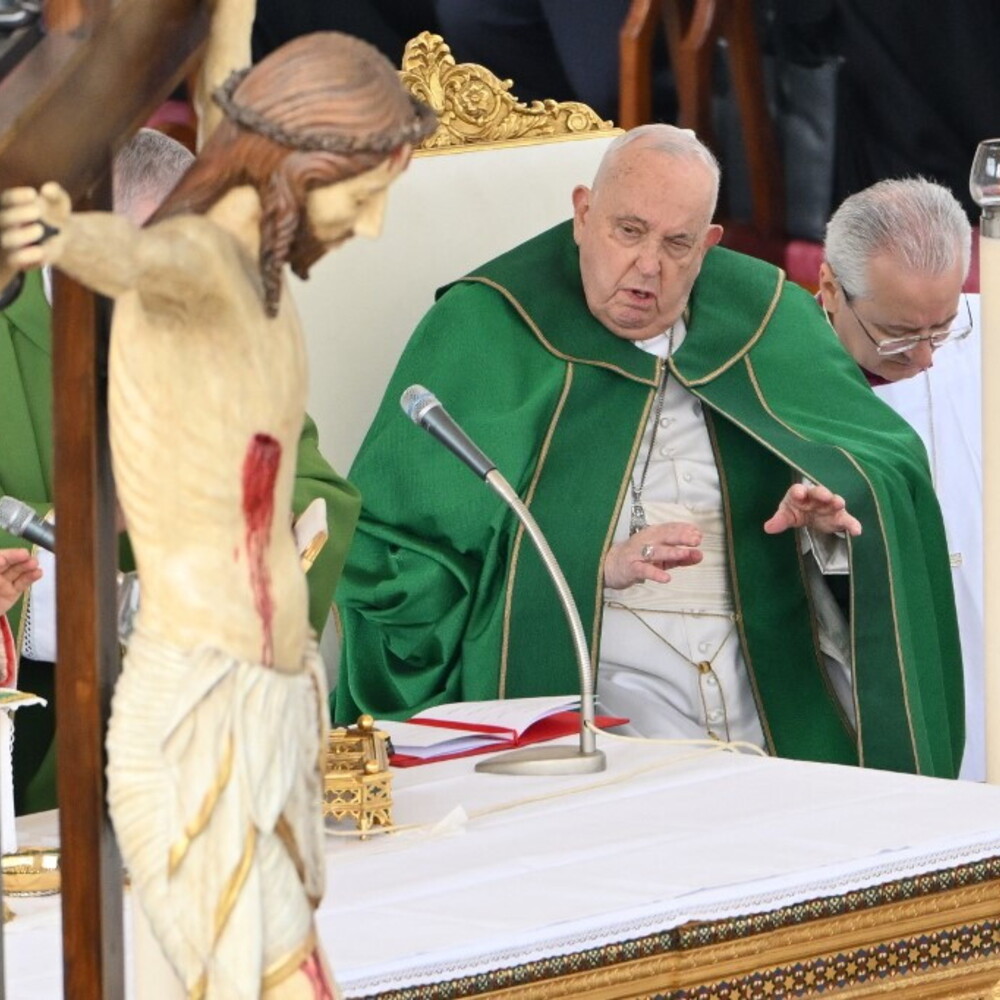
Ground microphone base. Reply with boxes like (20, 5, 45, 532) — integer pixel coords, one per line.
(474, 744, 607, 776)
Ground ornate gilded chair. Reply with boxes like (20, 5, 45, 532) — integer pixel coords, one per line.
(290, 32, 620, 477)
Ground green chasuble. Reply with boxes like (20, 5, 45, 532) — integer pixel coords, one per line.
(336, 221, 963, 778)
(0, 272, 361, 811)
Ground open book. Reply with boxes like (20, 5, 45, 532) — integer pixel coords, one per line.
(377, 696, 627, 767)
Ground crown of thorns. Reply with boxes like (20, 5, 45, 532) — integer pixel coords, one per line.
(213, 67, 437, 153)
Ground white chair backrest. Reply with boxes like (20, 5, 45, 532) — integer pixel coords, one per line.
(289, 33, 619, 475)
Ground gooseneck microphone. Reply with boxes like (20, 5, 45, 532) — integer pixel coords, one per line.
(400, 384, 497, 480)
(400, 385, 605, 776)
(0, 495, 55, 552)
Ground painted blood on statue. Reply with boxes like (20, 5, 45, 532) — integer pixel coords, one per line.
(243, 432, 281, 666)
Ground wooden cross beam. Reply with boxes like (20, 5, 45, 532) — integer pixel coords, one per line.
(0, 2, 210, 995)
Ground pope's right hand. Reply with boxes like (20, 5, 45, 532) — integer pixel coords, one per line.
(603, 521, 703, 590)
(0, 182, 72, 270)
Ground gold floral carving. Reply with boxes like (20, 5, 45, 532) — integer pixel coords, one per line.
(400, 32, 616, 152)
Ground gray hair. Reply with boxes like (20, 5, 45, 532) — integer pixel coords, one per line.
(824, 177, 971, 299)
(593, 123, 721, 215)
(113, 128, 194, 222)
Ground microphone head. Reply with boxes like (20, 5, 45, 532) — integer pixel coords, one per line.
(400, 384, 438, 425)
(0, 495, 33, 536)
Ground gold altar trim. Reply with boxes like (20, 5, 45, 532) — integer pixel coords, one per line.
(1, 847, 61, 896)
(362, 864, 1000, 999)
(402, 32, 618, 156)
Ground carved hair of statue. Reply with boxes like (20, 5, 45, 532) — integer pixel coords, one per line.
(150, 32, 437, 316)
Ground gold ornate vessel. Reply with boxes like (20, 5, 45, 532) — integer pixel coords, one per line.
(324, 715, 394, 837)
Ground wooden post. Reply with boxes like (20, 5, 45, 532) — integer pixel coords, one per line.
(618, 0, 658, 129)
(51, 237, 126, 997)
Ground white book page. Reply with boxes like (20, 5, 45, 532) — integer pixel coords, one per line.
(410, 695, 580, 734)
(375, 721, 509, 759)
(376, 696, 581, 759)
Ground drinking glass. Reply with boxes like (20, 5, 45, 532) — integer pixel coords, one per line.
(971, 138, 1000, 209)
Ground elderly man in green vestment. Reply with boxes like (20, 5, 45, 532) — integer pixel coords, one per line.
(0, 129, 362, 814)
(334, 124, 964, 778)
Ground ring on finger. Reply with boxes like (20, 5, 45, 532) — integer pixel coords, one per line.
(640, 543, 655, 562)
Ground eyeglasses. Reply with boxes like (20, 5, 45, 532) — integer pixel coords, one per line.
(844, 290, 973, 357)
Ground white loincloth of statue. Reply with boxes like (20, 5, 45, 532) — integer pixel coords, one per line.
(107, 630, 330, 998)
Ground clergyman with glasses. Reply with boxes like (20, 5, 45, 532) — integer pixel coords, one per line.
(819, 176, 982, 779)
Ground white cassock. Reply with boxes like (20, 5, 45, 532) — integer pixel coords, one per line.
(597, 321, 854, 748)
(874, 294, 983, 781)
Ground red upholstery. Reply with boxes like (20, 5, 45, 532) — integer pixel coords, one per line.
(783, 227, 980, 295)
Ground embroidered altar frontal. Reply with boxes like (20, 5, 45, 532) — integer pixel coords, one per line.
(317, 740, 1000, 1000)
(9, 740, 1000, 997)
(346, 861, 1000, 999)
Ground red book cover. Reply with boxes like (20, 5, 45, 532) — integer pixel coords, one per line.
(377, 697, 627, 767)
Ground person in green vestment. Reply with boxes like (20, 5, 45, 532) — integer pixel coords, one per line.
(334, 124, 964, 778)
(0, 128, 363, 814)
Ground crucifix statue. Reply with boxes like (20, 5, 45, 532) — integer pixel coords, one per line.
(0, 1, 434, 994)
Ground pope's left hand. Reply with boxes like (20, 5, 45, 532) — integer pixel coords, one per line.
(763, 482, 862, 537)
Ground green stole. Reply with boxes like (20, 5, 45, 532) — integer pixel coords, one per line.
(461, 221, 962, 777)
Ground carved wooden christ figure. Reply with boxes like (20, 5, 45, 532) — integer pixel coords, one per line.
(0, 32, 434, 998)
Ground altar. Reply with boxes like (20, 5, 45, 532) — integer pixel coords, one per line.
(7, 736, 1000, 998)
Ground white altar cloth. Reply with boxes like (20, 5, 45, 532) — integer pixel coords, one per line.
(7, 737, 1000, 997)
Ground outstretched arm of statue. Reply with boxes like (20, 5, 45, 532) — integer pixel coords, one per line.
(194, 0, 256, 148)
(0, 183, 142, 297)
(0, 182, 214, 306)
